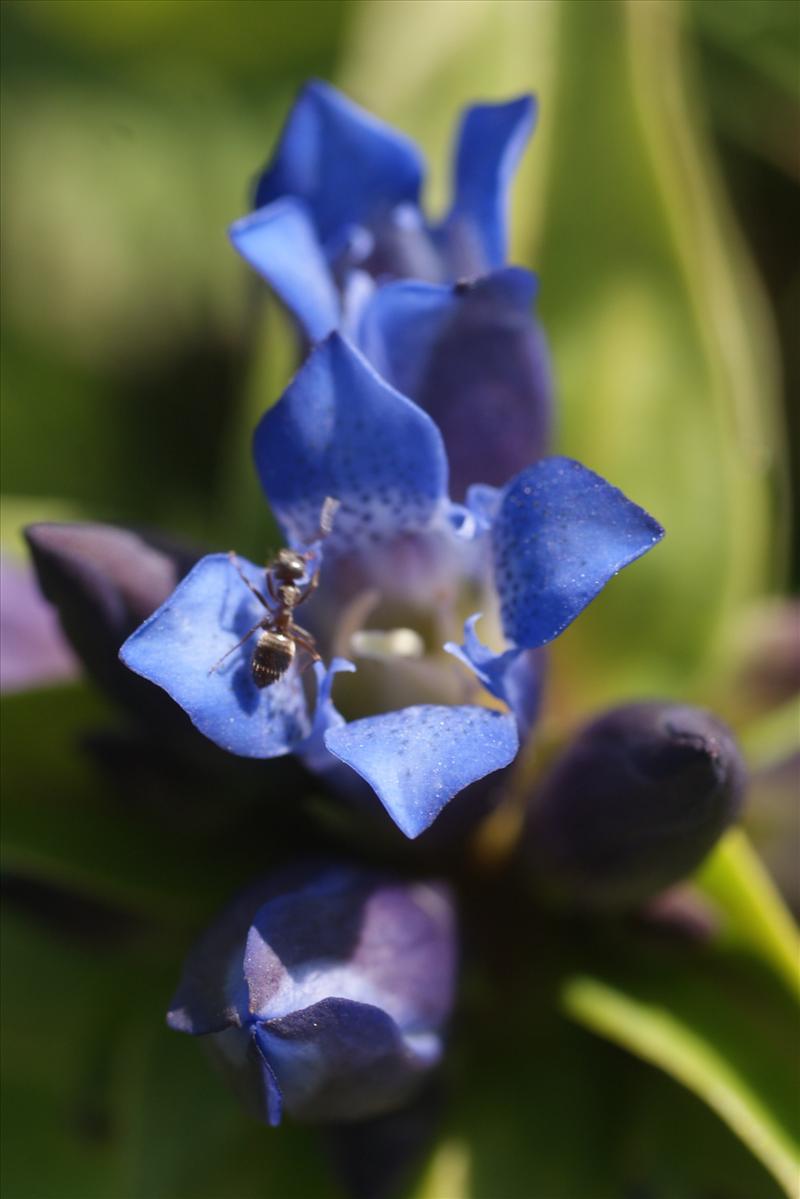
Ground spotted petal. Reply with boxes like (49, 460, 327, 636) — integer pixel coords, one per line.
(493, 457, 665, 648)
(441, 95, 537, 273)
(229, 198, 340, 342)
(253, 333, 449, 556)
(324, 705, 519, 838)
(254, 80, 424, 254)
(119, 554, 310, 758)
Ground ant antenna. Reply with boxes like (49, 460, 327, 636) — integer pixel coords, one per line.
(318, 496, 340, 539)
(303, 497, 340, 559)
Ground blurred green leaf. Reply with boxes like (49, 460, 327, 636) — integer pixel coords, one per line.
(216, 294, 293, 560)
(415, 1005, 626, 1199)
(1, 904, 340, 1199)
(538, 0, 785, 710)
(410, 947, 786, 1199)
(563, 950, 800, 1197)
(690, 0, 800, 98)
(1, 909, 124, 1199)
(0, 685, 271, 922)
(688, 0, 800, 177)
(697, 828, 800, 1001)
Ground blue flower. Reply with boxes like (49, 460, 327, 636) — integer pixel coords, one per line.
(120, 335, 664, 839)
(166, 861, 457, 1126)
(231, 80, 536, 323)
(229, 81, 551, 499)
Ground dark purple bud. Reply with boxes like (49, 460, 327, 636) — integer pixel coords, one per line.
(416, 276, 551, 500)
(0, 556, 78, 692)
(25, 522, 197, 726)
(522, 702, 746, 911)
(167, 862, 457, 1125)
(736, 600, 800, 714)
(745, 751, 800, 915)
(635, 885, 720, 943)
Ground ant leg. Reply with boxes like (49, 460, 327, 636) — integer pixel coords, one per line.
(292, 630, 321, 664)
(297, 650, 319, 676)
(295, 570, 320, 607)
(227, 551, 270, 611)
(292, 623, 317, 644)
(208, 620, 263, 675)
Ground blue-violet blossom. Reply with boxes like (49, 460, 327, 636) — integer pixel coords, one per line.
(120, 334, 664, 839)
(167, 861, 456, 1125)
(230, 81, 551, 499)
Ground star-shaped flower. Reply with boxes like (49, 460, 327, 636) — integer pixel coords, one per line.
(120, 335, 664, 839)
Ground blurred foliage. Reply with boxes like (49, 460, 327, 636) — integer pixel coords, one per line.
(1, 1, 798, 1198)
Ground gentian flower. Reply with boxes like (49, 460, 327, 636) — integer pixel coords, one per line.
(167, 861, 456, 1126)
(230, 81, 551, 498)
(120, 334, 664, 839)
(521, 702, 746, 910)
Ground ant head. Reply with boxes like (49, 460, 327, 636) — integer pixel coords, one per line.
(273, 548, 306, 582)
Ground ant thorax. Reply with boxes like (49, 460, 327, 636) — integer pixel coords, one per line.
(276, 582, 302, 608)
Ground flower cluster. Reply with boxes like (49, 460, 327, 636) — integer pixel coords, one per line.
(26, 82, 745, 1156)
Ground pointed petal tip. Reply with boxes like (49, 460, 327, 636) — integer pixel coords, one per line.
(324, 704, 518, 839)
(494, 456, 665, 649)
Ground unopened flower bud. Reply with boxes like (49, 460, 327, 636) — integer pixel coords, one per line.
(167, 862, 457, 1125)
(522, 702, 746, 911)
(25, 522, 196, 723)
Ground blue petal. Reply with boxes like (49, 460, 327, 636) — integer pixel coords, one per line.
(167, 875, 284, 1035)
(357, 269, 549, 499)
(442, 95, 537, 272)
(464, 483, 502, 533)
(253, 333, 449, 555)
(493, 457, 665, 648)
(251, 1032, 284, 1127)
(119, 554, 310, 758)
(256, 997, 436, 1123)
(242, 869, 456, 1031)
(229, 198, 340, 341)
(254, 80, 424, 254)
(298, 657, 356, 773)
(324, 704, 519, 838)
(444, 614, 520, 701)
(445, 615, 545, 738)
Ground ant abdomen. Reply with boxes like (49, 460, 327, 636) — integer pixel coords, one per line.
(252, 630, 296, 688)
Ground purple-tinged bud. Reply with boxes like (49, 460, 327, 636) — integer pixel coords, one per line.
(25, 522, 197, 723)
(414, 277, 551, 501)
(635, 885, 720, 943)
(167, 862, 457, 1126)
(521, 702, 746, 911)
(0, 556, 78, 692)
(736, 600, 800, 714)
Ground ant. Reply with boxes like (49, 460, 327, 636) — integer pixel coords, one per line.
(209, 498, 338, 689)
